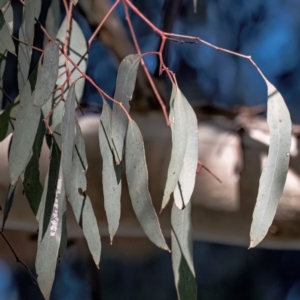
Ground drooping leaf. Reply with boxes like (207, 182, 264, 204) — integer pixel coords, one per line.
(23, 116, 46, 215)
(125, 119, 169, 251)
(55, 17, 88, 101)
(174, 95, 198, 209)
(18, 25, 31, 92)
(36, 164, 65, 300)
(61, 83, 76, 200)
(42, 140, 61, 238)
(57, 203, 67, 263)
(0, 10, 15, 54)
(171, 201, 197, 300)
(45, 0, 60, 42)
(99, 99, 121, 242)
(111, 54, 142, 164)
(8, 102, 41, 185)
(42, 17, 88, 131)
(249, 81, 292, 248)
(1, 183, 17, 230)
(161, 85, 188, 211)
(20, 65, 38, 108)
(0, 1, 8, 9)
(69, 123, 101, 266)
(24, 0, 41, 45)
(34, 42, 59, 106)
(2, 2, 13, 34)
(0, 100, 19, 142)
(193, 0, 197, 13)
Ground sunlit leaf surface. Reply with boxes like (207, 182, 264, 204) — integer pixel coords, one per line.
(125, 119, 169, 251)
(250, 81, 292, 248)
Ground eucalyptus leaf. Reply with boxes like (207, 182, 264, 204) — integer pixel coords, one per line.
(1, 183, 17, 230)
(43, 17, 88, 130)
(36, 164, 65, 300)
(42, 140, 61, 238)
(23, 116, 45, 215)
(8, 102, 41, 185)
(193, 0, 197, 13)
(69, 123, 101, 266)
(161, 85, 188, 211)
(0, 1, 8, 9)
(125, 119, 169, 251)
(24, 0, 42, 45)
(56, 17, 88, 101)
(174, 95, 198, 209)
(0, 10, 15, 54)
(249, 81, 292, 248)
(99, 99, 121, 242)
(18, 25, 31, 92)
(62, 84, 76, 200)
(111, 54, 142, 164)
(45, 0, 60, 42)
(34, 42, 59, 107)
(171, 201, 197, 300)
(3, 2, 13, 34)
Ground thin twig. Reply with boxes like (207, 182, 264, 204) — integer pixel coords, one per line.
(0, 231, 37, 285)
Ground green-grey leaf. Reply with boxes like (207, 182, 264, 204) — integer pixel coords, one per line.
(43, 140, 61, 238)
(171, 201, 197, 300)
(18, 25, 31, 92)
(249, 81, 292, 248)
(99, 99, 121, 242)
(2, 183, 17, 230)
(125, 119, 169, 251)
(56, 17, 88, 102)
(24, 0, 41, 45)
(8, 102, 41, 185)
(0, 1, 8, 9)
(34, 42, 59, 106)
(0, 10, 15, 54)
(57, 203, 67, 263)
(111, 54, 142, 164)
(36, 164, 65, 300)
(2, 2, 13, 36)
(161, 85, 188, 211)
(23, 116, 45, 215)
(69, 123, 101, 266)
(45, 0, 60, 41)
(174, 95, 198, 209)
(62, 84, 76, 200)
(20, 66, 38, 108)
(0, 100, 19, 142)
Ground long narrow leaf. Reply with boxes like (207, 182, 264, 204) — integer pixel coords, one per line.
(125, 119, 169, 251)
(24, 0, 41, 45)
(42, 140, 61, 238)
(8, 103, 41, 185)
(69, 123, 101, 266)
(62, 84, 76, 200)
(171, 201, 197, 300)
(250, 81, 292, 248)
(99, 99, 121, 242)
(174, 94, 198, 209)
(161, 85, 188, 211)
(111, 54, 141, 164)
(23, 116, 46, 215)
(0, 10, 15, 54)
(34, 41, 59, 107)
(36, 164, 65, 300)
